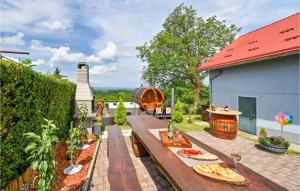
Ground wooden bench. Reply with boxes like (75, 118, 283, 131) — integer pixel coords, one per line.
(131, 132, 149, 157)
(107, 125, 142, 191)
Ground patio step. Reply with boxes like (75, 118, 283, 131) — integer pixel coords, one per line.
(107, 125, 142, 191)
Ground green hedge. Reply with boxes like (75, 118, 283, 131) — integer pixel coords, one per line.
(0, 61, 76, 188)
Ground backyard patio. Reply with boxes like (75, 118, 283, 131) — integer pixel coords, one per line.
(88, 116, 300, 191)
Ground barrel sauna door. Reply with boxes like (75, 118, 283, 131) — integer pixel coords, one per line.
(238, 97, 256, 135)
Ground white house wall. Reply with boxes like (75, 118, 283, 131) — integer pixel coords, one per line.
(209, 54, 300, 144)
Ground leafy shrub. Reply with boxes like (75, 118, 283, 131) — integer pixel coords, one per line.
(258, 135, 290, 149)
(0, 61, 76, 188)
(114, 98, 126, 125)
(25, 119, 59, 191)
(174, 100, 184, 112)
(172, 101, 184, 123)
(173, 111, 184, 123)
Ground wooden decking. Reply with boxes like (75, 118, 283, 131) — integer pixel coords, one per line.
(107, 125, 142, 191)
(126, 115, 288, 191)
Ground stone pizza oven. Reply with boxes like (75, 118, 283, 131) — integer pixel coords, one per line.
(75, 62, 94, 114)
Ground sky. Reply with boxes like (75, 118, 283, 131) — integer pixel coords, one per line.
(1, 0, 299, 88)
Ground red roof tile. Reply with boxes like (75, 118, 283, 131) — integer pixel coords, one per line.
(197, 13, 300, 71)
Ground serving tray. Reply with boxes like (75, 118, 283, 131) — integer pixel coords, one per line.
(159, 131, 192, 148)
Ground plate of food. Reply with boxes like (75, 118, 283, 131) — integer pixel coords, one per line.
(177, 149, 218, 161)
(193, 163, 248, 185)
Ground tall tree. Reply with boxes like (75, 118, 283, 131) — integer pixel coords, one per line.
(136, 3, 240, 106)
(53, 67, 61, 78)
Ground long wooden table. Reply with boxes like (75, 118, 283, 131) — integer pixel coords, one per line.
(126, 115, 288, 191)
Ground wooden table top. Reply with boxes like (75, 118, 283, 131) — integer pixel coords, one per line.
(207, 109, 242, 116)
(126, 115, 288, 191)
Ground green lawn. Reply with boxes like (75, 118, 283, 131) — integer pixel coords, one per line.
(174, 114, 209, 132)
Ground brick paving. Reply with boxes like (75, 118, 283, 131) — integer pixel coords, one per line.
(90, 130, 300, 191)
(188, 131, 300, 191)
(89, 135, 174, 191)
(89, 139, 110, 191)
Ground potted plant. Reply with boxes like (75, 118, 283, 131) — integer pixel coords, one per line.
(93, 116, 104, 135)
(258, 112, 293, 154)
(258, 135, 290, 154)
(259, 128, 267, 136)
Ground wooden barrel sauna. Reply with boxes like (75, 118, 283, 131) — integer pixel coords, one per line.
(207, 109, 241, 140)
(132, 87, 164, 112)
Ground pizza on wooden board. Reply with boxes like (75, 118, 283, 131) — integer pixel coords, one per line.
(177, 149, 218, 161)
(193, 164, 248, 185)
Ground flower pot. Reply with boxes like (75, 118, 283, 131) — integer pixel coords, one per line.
(259, 132, 267, 137)
(102, 116, 114, 126)
(260, 143, 288, 154)
(92, 124, 101, 135)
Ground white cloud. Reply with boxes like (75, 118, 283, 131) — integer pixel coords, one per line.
(0, 32, 25, 46)
(98, 42, 117, 61)
(90, 65, 117, 75)
(1, 0, 74, 34)
(48, 47, 85, 66)
(86, 42, 118, 62)
(32, 59, 45, 66)
(38, 20, 69, 32)
(28, 40, 119, 67)
(30, 40, 51, 51)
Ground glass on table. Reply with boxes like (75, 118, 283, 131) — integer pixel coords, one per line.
(174, 128, 182, 146)
(231, 148, 241, 173)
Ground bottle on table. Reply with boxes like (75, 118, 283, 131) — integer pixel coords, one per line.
(167, 120, 174, 141)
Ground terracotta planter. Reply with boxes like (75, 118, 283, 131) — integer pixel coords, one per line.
(259, 132, 267, 137)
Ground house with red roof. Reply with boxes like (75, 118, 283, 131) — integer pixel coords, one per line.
(198, 13, 300, 144)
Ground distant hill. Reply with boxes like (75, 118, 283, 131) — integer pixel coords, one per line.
(92, 87, 133, 102)
(92, 87, 134, 92)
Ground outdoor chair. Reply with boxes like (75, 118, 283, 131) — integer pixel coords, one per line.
(164, 107, 172, 119)
(154, 107, 164, 119)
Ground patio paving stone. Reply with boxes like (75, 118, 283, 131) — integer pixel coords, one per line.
(90, 130, 299, 191)
(187, 131, 300, 191)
